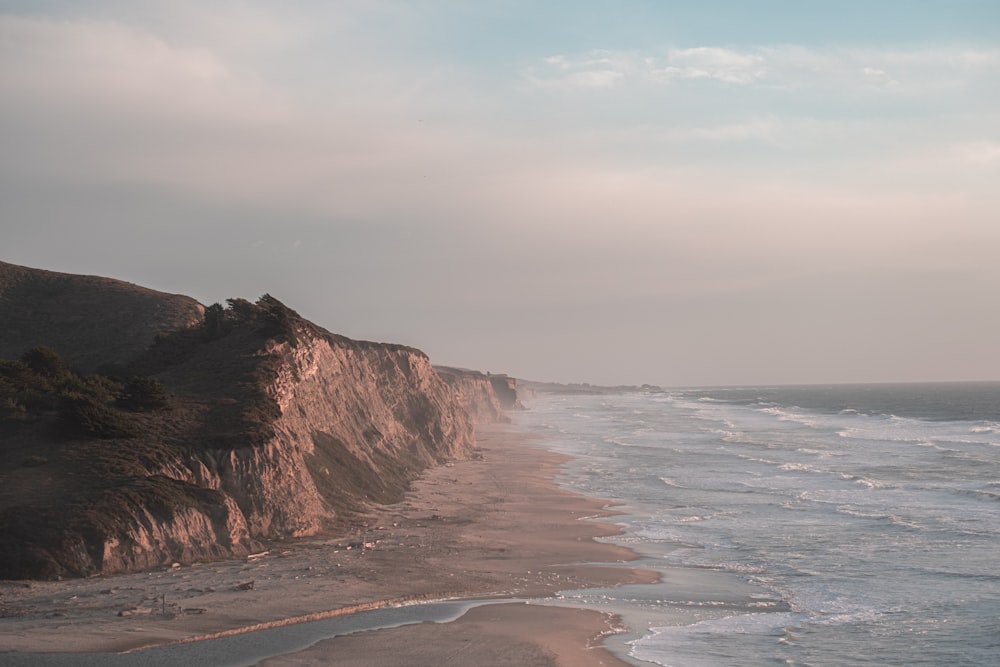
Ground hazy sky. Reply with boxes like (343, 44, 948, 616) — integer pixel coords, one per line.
(2, 1, 998, 386)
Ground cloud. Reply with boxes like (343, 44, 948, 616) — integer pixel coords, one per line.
(526, 50, 635, 89)
(653, 47, 767, 84)
(525, 44, 1000, 94)
(2, 11, 996, 279)
(0, 13, 409, 213)
(527, 46, 766, 88)
(861, 66, 899, 87)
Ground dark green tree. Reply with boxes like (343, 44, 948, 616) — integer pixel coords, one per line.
(203, 302, 230, 340)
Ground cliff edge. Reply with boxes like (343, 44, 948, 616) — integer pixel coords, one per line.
(0, 263, 475, 579)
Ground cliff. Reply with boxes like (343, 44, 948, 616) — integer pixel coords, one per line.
(0, 264, 474, 579)
(434, 366, 522, 424)
(488, 374, 523, 411)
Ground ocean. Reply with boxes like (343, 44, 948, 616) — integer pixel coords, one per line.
(519, 383, 1000, 667)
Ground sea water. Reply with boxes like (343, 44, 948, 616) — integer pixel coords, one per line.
(518, 383, 1000, 667)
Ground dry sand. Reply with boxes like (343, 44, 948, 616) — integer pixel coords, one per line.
(0, 425, 657, 665)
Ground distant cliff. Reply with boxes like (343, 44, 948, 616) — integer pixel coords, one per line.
(435, 366, 522, 424)
(0, 263, 475, 579)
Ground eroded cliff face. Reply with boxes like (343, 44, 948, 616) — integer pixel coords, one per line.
(0, 288, 475, 579)
(230, 330, 475, 533)
(85, 483, 255, 574)
(435, 366, 523, 424)
(489, 374, 523, 411)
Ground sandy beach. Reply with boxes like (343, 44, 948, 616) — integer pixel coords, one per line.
(0, 425, 657, 665)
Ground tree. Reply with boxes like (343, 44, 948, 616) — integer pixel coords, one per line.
(203, 302, 229, 340)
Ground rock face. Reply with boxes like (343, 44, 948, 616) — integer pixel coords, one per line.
(0, 263, 475, 579)
(489, 374, 523, 411)
(435, 366, 522, 424)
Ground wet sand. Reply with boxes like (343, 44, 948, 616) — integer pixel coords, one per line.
(0, 425, 656, 665)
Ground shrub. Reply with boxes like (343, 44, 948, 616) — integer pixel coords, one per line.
(58, 395, 139, 439)
(117, 376, 170, 412)
(81, 374, 123, 404)
(1, 396, 30, 423)
(21, 347, 70, 381)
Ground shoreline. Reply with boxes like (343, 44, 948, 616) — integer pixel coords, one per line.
(0, 424, 657, 665)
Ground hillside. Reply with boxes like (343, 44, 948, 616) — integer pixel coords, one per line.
(0, 261, 204, 374)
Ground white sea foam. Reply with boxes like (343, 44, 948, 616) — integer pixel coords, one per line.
(629, 613, 804, 667)
(758, 406, 821, 427)
(779, 462, 823, 473)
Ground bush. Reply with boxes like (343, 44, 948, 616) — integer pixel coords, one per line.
(1, 396, 30, 423)
(0, 360, 56, 416)
(81, 374, 123, 405)
(118, 376, 170, 412)
(58, 395, 139, 439)
(21, 347, 70, 381)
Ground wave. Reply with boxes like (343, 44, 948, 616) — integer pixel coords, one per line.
(837, 473, 891, 489)
(658, 477, 686, 489)
(779, 462, 823, 473)
(953, 487, 1000, 503)
(629, 612, 806, 667)
(834, 506, 922, 530)
(758, 405, 821, 427)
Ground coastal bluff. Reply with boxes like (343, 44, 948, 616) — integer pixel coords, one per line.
(0, 262, 515, 580)
(435, 366, 523, 424)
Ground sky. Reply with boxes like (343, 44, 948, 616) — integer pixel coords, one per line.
(2, 1, 999, 387)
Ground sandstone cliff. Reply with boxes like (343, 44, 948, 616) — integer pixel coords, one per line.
(0, 264, 475, 579)
(435, 366, 518, 424)
(488, 374, 523, 411)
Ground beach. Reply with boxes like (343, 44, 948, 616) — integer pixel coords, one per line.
(0, 425, 656, 665)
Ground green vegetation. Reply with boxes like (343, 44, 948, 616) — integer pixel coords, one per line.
(0, 346, 171, 439)
(131, 294, 302, 376)
(0, 295, 304, 447)
(57, 393, 139, 439)
(117, 376, 170, 412)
